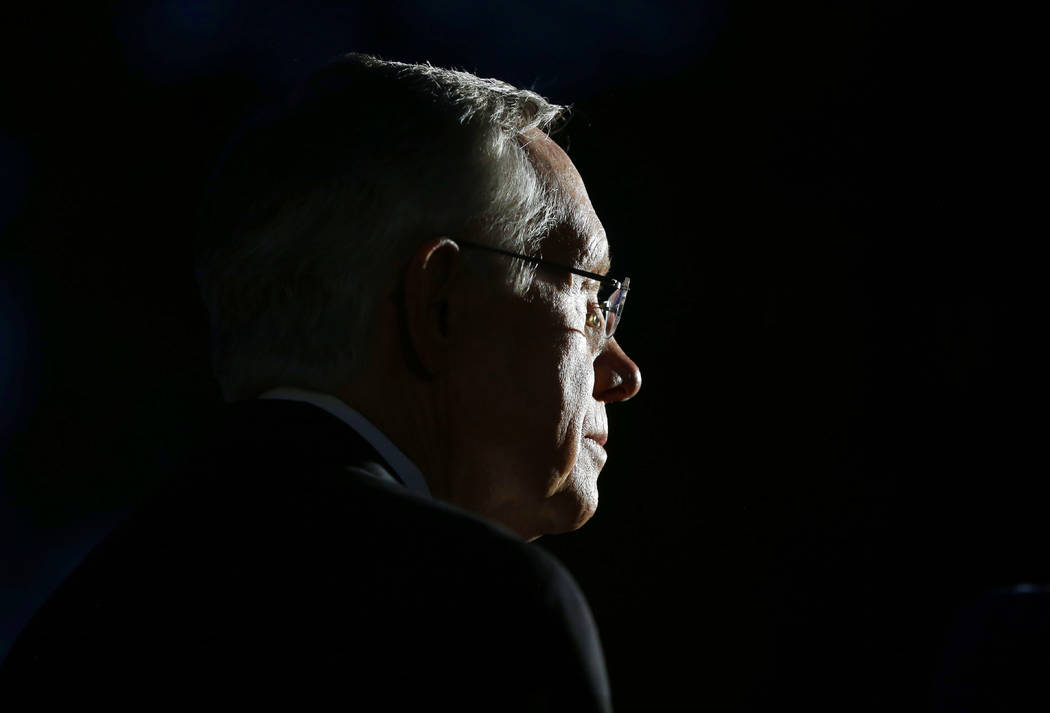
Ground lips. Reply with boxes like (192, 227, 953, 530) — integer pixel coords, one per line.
(586, 433, 608, 447)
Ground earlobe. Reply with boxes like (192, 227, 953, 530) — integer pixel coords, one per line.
(401, 237, 461, 378)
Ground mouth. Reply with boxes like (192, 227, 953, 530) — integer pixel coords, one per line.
(585, 433, 608, 447)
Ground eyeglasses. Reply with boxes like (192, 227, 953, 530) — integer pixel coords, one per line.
(456, 239, 630, 341)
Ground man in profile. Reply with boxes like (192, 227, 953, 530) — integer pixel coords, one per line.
(0, 54, 641, 709)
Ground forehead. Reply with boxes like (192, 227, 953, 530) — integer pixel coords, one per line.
(519, 129, 609, 273)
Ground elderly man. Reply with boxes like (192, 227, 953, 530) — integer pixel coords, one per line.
(0, 54, 640, 709)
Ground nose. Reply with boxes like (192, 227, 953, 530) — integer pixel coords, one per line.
(593, 337, 642, 403)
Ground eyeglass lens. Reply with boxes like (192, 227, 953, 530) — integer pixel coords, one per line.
(602, 277, 629, 338)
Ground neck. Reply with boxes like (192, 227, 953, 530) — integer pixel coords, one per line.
(334, 361, 452, 502)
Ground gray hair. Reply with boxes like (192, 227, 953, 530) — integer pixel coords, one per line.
(193, 53, 570, 403)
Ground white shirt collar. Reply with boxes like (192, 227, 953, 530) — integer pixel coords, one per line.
(256, 386, 431, 498)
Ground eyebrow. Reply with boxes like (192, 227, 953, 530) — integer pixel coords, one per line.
(594, 253, 611, 275)
(578, 252, 611, 288)
(580, 255, 611, 292)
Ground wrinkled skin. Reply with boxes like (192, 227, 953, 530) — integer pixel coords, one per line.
(342, 129, 641, 541)
(437, 130, 642, 540)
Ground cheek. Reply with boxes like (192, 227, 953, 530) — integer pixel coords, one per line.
(556, 333, 595, 423)
(448, 321, 569, 446)
(449, 296, 594, 470)
(549, 336, 597, 471)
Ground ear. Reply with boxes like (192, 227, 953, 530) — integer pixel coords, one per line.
(401, 237, 462, 378)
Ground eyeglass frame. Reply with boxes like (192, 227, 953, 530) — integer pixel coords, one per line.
(455, 238, 630, 341)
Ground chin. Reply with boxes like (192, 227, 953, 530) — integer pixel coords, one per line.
(543, 479, 599, 536)
(522, 456, 603, 539)
(566, 503, 598, 533)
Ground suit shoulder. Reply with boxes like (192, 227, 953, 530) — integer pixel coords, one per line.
(309, 468, 568, 583)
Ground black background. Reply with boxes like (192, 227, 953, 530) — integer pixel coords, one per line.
(0, 2, 1043, 710)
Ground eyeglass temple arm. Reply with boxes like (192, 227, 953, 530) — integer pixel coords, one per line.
(455, 239, 621, 289)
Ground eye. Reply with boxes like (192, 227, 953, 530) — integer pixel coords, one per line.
(585, 302, 605, 331)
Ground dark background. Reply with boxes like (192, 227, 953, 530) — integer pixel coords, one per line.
(1, 1, 1042, 710)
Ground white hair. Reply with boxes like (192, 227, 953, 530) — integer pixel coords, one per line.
(193, 53, 570, 403)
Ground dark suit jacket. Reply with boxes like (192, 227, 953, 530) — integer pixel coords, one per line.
(0, 399, 613, 710)
(931, 585, 1050, 712)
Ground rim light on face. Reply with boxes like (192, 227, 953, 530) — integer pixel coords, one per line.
(456, 239, 630, 341)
